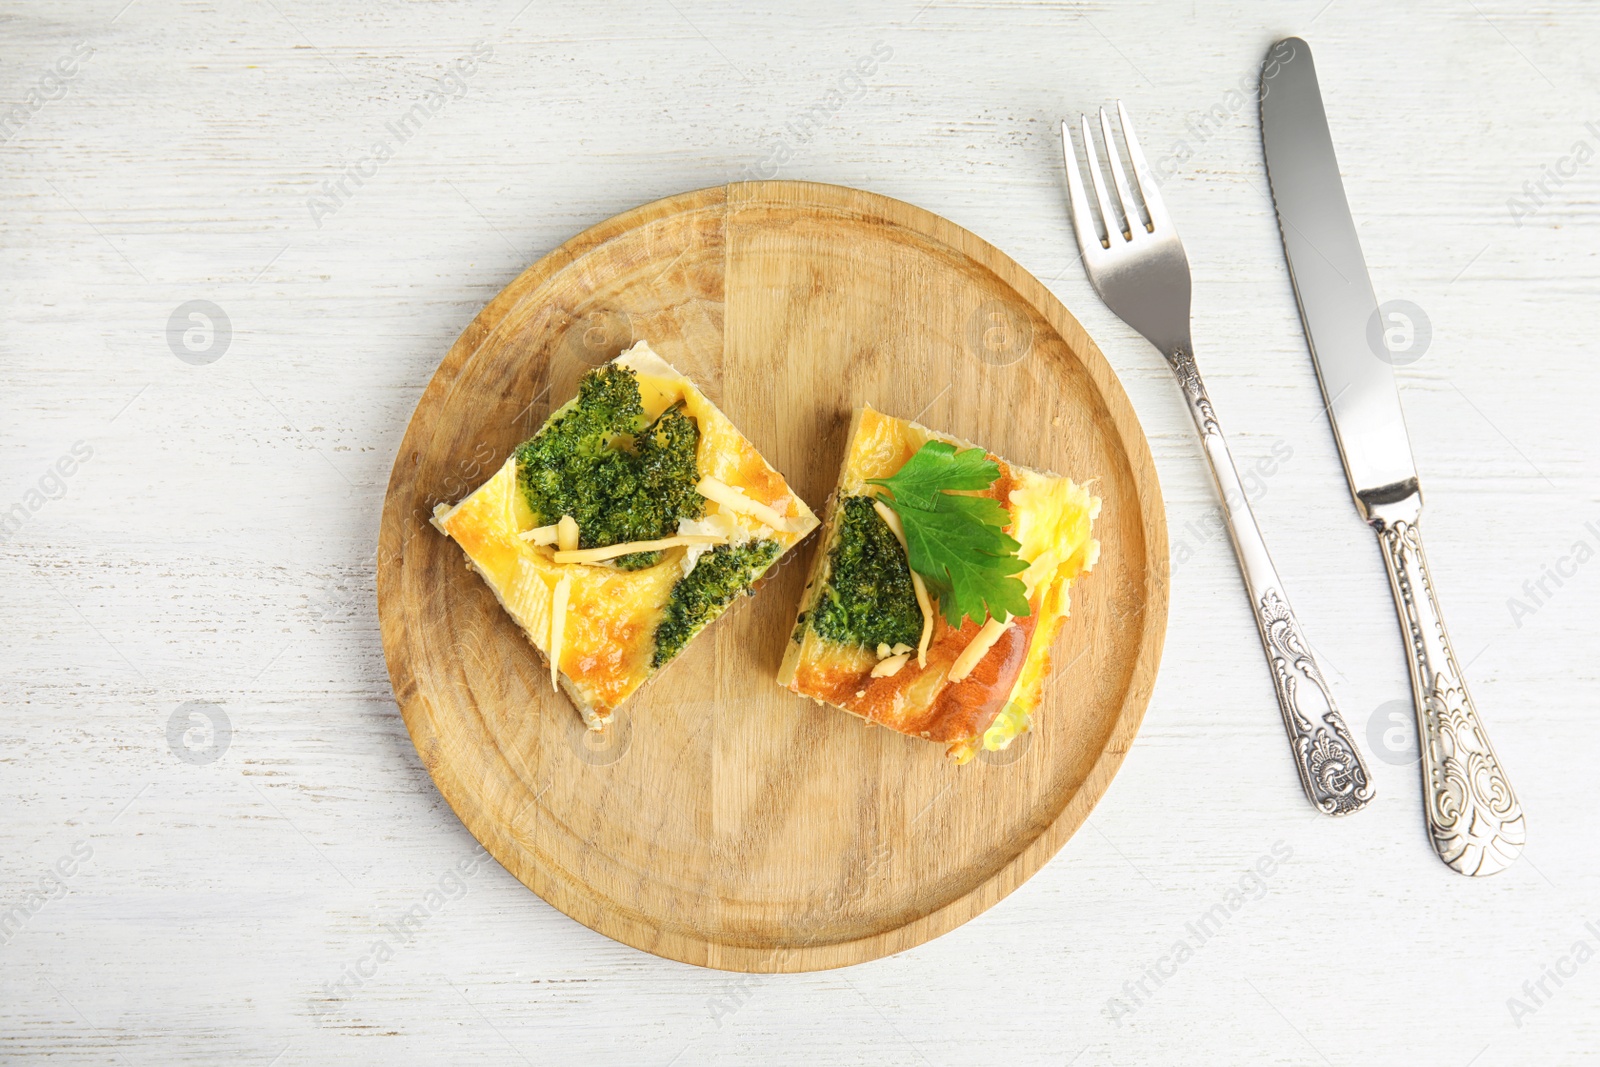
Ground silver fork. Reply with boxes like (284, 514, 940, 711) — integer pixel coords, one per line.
(1061, 103, 1373, 816)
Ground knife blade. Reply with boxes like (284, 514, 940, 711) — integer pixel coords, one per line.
(1260, 37, 1525, 876)
(1259, 38, 1418, 518)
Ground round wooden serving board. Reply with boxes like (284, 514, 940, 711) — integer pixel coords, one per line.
(378, 181, 1168, 972)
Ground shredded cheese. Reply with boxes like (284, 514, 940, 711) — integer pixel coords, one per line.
(517, 523, 560, 545)
(548, 574, 572, 691)
(677, 515, 735, 574)
(553, 533, 726, 565)
(872, 499, 935, 666)
(948, 616, 1011, 683)
(556, 515, 579, 552)
(696, 476, 793, 532)
(870, 652, 911, 678)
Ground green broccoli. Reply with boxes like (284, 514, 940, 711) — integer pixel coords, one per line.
(809, 494, 922, 650)
(515, 365, 704, 570)
(652, 540, 780, 667)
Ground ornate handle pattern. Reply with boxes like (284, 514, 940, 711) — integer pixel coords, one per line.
(1373, 515, 1525, 875)
(1169, 349, 1374, 816)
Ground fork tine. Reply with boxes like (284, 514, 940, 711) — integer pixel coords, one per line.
(1098, 106, 1148, 235)
(1059, 119, 1105, 252)
(1079, 114, 1128, 243)
(1115, 100, 1170, 233)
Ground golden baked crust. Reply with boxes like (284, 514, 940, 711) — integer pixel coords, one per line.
(433, 342, 819, 726)
(779, 406, 1099, 761)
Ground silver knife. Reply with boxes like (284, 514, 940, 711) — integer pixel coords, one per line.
(1260, 37, 1525, 876)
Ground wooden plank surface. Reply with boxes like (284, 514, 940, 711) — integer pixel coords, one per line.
(2, 0, 1597, 1063)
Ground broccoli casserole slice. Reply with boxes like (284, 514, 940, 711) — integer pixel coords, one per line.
(433, 341, 819, 728)
(778, 406, 1099, 763)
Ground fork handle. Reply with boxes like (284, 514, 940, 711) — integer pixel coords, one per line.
(1168, 347, 1374, 815)
(1368, 506, 1525, 874)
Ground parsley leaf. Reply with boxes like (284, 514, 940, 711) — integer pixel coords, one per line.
(867, 441, 1031, 629)
(866, 440, 1001, 509)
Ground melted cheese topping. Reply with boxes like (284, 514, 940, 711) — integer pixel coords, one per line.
(871, 652, 911, 678)
(433, 342, 820, 720)
(871, 498, 934, 665)
(553, 533, 725, 565)
(948, 616, 1011, 682)
(696, 476, 795, 532)
(556, 515, 580, 552)
(977, 467, 1101, 753)
(519, 523, 560, 545)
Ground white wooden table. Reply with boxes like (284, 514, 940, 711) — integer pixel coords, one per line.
(4, 1, 1597, 1062)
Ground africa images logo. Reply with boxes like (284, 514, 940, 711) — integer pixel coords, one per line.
(305, 41, 494, 229)
(0, 441, 94, 545)
(1506, 919, 1600, 1029)
(738, 41, 893, 181)
(0, 842, 94, 948)
(0, 41, 94, 145)
(1505, 519, 1600, 628)
(312, 845, 493, 1018)
(1102, 840, 1293, 1024)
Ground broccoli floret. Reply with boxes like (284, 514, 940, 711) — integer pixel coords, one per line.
(809, 495, 922, 650)
(515, 365, 704, 570)
(652, 540, 780, 667)
(629, 402, 706, 560)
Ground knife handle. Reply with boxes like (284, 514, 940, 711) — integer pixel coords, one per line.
(1168, 348, 1374, 815)
(1371, 511, 1525, 874)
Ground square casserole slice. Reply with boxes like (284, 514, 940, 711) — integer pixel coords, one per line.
(433, 341, 819, 728)
(778, 406, 1100, 762)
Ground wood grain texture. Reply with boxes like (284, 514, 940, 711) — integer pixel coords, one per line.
(4, 0, 1599, 1062)
(378, 181, 1167, 971)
